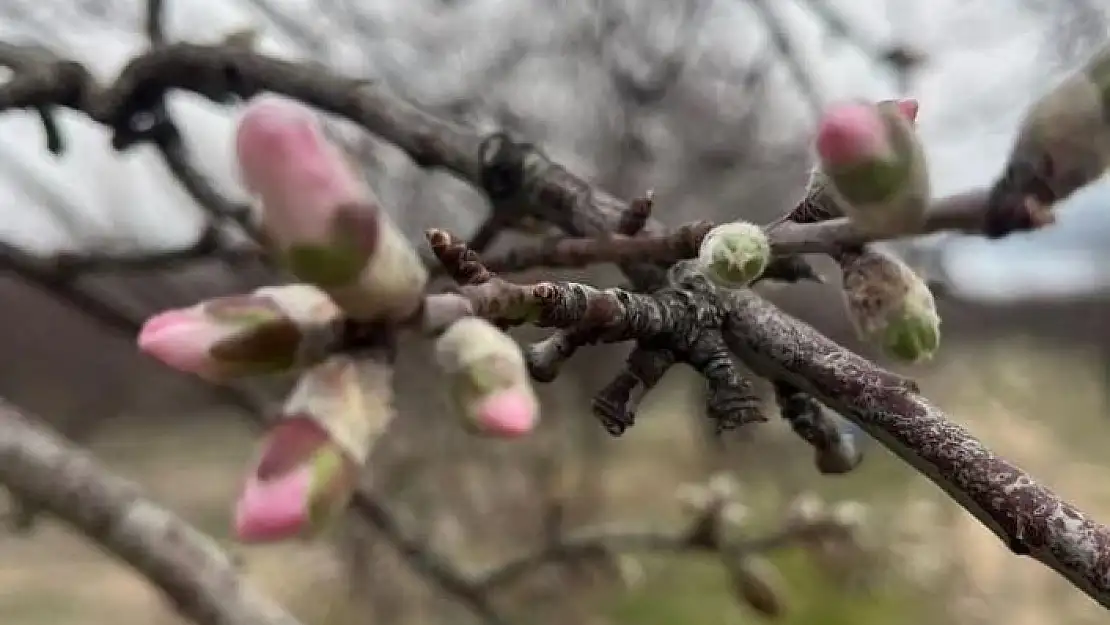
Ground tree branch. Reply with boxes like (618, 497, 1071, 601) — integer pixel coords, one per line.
(474, 515, 849, 592)
(0, 239, 509, 625)
(0, 34, 1107, 611)
(476, 188, 999, 274)
(426, 229, 764, 436)
(474, 472, 863, 623)
(0, 400, 305, 625)
(0, 32, 513, 625)
(721, 290, 1110, 605)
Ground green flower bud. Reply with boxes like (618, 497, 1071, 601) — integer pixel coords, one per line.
(990, 45, 1110, 227)
(841, 249, 941, 363)
(697, 222, 771, 288)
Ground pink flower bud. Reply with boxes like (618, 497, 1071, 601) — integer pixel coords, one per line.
(138, 307, 259, 382)
(137, 285, 340, 382)
(235, 95, 427, 321)
(815, 99, 930, 236)
(815, 103, 890, 168)
(435, 317, 540, 438)
(233, 355, 394, 543)
(233, 417, 358, 543)
(234, 463, 313, 542)
(237, 95, 367, 247)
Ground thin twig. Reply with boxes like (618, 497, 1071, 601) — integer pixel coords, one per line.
(474, 518, 845, 591)
(477, 189, 997, 274)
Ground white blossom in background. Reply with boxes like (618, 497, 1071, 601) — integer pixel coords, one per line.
(0, 0, 1106, 300)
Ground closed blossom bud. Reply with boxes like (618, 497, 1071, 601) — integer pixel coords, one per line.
(706, 472, 741, 503)
(727, 556, 788, 619)
(697, 222, 771, 288)
(137, 284, 340, 382)
(233, 355, 394, 543)
(989, 44, 1110, 230)
(841, 248, 941, 363)
(785, 491, 826, 527)
(815, 98, 929, 236)
(674, 483, 713, 514)
(829, 500, 869, 533)
(617, 554, 646, 590)
(720, 501, 751, 529)
(434, 317, 539, 438)
(235, 95, 427, 321)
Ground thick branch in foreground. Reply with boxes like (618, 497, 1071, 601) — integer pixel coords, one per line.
(0, 37, 1108, 609)
(721, 292, 1110, 605)
(0, 401, 305, 625)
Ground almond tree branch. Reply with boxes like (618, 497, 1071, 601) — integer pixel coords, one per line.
(474, 474, 861, 604)
(721, 289, 1110, 605)
(0, 36, 1106, 610)
(0, 239, 508, 625)
(416, 232, 859, 470)
(426, 229, 765, 436)
(474, 516, 848, 592)
(0, 400, 305, 625)
(477, 188, 999, 274)
(1, 30, 511, 624)
(141, 0, 262, 243)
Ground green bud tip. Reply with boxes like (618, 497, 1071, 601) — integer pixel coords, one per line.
(882, 298, 941, 363)
(697, 222, 771, 288)
(306, 445, 356, 533)
(842, 251, 941, 363)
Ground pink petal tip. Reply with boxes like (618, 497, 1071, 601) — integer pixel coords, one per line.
(137, 310, 190, 348)
(233, 465, 312, 543)
(236, 96, 322, 160)
(895, 98, 919, 123)
(136, 310, 221, 380)
(234, 95, 365, 243)
(475, 389, 538, 438)
(815, 103, 888, 168)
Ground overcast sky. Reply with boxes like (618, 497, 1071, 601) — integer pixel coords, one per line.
(0, 0, 1106, 301)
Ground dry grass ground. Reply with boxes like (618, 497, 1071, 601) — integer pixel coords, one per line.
(2, 339, 1110, 625)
